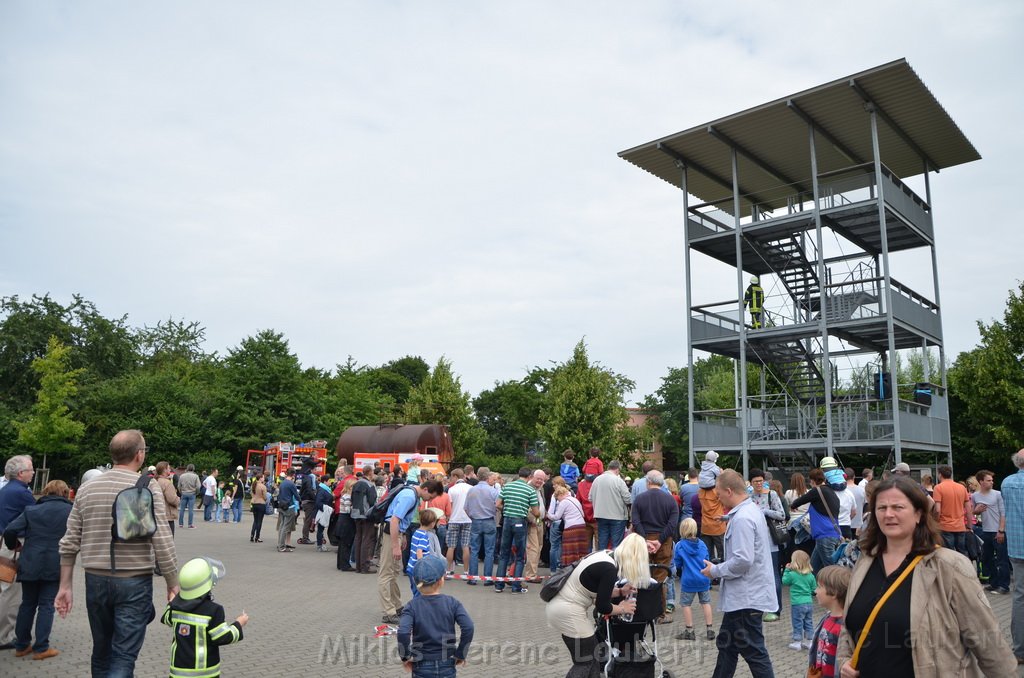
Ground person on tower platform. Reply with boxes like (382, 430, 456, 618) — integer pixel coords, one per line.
(744, 275, 765, 329)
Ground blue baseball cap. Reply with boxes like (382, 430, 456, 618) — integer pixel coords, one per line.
(413, 555, 447, 585)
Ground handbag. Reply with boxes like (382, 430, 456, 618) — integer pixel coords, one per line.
(539, 549, 611, 602)
(766, 513, 790, 547)
(763, 491, 790, 547)
(849, 554, 924, 669)
(0, 549, 19, 584)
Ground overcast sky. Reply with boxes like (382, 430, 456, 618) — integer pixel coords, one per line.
(2, 1, 1020, 405)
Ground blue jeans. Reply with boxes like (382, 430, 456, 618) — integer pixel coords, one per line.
(84, 573, 154, 677)
(15, 580, 59, 652)
(666, 575, 676, 607)
(942, 530, 967, 556)
(495, 518, 528, 592)
(981, 531, 1011, 590)
(596, 518, 627, 550)
(408, 573, 421, 599)
(791, 603, 814, 641)
(711, 609, 775, 678)
(178, 493, 195, 527)
(469, 518, 496, 583)
(203, 494, 214, 521)
(1012, 557, 1024, 658)
(811, 537, 840, 575)
(435, 523, 447, 554)
(549, 521, 563, 572)
(232, 496, 243, 523)
(412, 657, 456, 678)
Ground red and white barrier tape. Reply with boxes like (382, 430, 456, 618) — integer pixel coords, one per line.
(444, 573, 549, 582)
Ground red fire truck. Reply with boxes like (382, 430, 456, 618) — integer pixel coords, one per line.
(245, 441, 329, 479)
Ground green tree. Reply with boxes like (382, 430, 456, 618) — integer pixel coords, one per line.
(0, 294, 138, 412)
(209, 330, 314, 458)
(949, 282, 1024, 463)
(14, 337, 86, 473)
(137, 318, 210, 368)
(308, 362, 395, 443)
(641, 355, 740, 466)
(473, 377, 548, 459)
(639, 366, 688, 465)
(538, 340, 634, 468)
(405, 357, 486, 461)
(367, 356, 430, 407)
(74, 358, 224, 474)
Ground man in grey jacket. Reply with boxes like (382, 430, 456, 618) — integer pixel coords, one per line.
(590, 460, 632, 549)
(701, 469, 776, 678)
(176, 464, 201, 529)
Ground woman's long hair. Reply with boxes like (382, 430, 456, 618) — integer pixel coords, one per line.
(613, 533, 651, 587)
(789, 472, 807, 496)
(858, 476, 939, 558)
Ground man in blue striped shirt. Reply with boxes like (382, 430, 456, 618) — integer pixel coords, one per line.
(1000, 449, 1024, 664)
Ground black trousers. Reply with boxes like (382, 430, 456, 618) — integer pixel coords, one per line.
(335, 513, 355, 570)
(251, 505, 266, 540)
(353, 519, 376, 572)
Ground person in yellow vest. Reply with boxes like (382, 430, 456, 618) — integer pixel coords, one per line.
(744, 275, 765, 329)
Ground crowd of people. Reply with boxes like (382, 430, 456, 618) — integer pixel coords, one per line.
(1, 437, 1024, 677)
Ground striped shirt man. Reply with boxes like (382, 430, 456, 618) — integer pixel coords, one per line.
(498, 478, 538, 519)
(59, 467, 179, 585)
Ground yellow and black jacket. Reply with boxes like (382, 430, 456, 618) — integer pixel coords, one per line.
(162, 593, 243, 678)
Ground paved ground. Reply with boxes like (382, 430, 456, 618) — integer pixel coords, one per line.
(1, 511, 1018, 677)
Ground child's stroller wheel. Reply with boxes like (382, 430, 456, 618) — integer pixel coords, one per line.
(659, 672, 673, 678)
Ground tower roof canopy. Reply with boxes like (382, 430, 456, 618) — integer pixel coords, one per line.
(619, 59, 979, 212)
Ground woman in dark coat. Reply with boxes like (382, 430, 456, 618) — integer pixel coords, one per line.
(2, 479, 73, 660)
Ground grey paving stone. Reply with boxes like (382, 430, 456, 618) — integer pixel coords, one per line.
(0, 514, 1018, 677)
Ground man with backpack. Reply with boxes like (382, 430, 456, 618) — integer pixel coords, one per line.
(55, 429, 179, 677)
(379, 479, 443, 624)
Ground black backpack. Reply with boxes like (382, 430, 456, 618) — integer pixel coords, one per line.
(539, 550, 612, 602)
(366, 486, 414, 525)
(110, 475, 158, 572)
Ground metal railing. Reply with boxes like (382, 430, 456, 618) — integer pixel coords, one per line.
(686, 162, 929, 233)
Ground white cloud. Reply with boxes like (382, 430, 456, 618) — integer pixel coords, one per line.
(2, 0, 1020, 404)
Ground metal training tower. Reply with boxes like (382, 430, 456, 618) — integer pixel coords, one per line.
(620, 59, 979, 477)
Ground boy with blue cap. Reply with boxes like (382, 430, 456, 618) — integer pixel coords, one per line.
(398, 555, 474, 677)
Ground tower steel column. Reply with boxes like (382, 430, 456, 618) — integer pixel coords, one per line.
(923, 163, 953, 469)
(808, 124, 834, 451)
(869, 107, 903, 463)
(731, 148, 749, 479)
(681, 161, 696, 470)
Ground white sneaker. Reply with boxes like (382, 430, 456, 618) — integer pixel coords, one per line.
(802, 640, 813, 649)
(788, 641, 803, 651)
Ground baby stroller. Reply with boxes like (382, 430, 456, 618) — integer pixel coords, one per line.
(594, 564, 674, 678)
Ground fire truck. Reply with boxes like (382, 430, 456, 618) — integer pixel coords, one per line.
(245, 441, 329, 481)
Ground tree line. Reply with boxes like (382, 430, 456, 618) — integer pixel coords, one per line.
(2, 284, 1022, 483)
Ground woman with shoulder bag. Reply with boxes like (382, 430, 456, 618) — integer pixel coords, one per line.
(837, 476, 1016, 677)
(1, 480, 73, 659)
